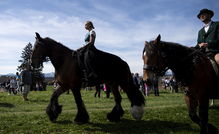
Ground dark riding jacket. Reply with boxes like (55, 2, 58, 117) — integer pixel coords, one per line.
(196, 21, 219, 54)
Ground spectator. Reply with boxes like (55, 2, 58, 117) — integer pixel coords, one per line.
(152, 74, 159, 96)
(36, 83, 43, 91)
(133, 73, 141, 89)
(144, 83, 149, 96)
(15, 72, 21, 93)
(5, 79, 10, 93)
(139, 76, 146, 96)
(103, 84, 111, 98)
(164, 77, 170, 90)
(169, 77, 178, 93)
(94, 84, 101, 98)
(20, 65, 32, 101)
(8, 77, 17, 95)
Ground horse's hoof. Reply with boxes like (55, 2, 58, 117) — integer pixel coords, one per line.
(107, 113, 120, 122)
(47, 115, 57, 123)
(208, 123, 218, 134)
(74, 111, 89, 124)
(130, 105, 144, 120)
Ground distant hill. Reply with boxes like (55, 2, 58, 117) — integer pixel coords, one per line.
(44, 72, 55, 78)
(0, 72, 54, 78)
(0, 73, 15, 77)
(6, 73, 15, 76)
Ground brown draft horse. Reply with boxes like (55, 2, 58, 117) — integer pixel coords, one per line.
(31, 33, 145, 123)
(142, 35, 219, 134)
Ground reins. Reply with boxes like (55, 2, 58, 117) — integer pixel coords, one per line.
(179, 48, 203, 63)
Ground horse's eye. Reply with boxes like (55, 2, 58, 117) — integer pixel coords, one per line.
(34, 45, 40, 49)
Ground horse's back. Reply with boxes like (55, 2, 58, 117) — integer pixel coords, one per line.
(89, 48, 131, 78)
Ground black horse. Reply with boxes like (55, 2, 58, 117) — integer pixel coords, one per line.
(31, 33, 145, 123)
(142, 35, 219, 134)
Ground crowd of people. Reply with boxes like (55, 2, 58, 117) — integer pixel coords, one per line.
(132, 73, 160, 96)
(162, 77, 179, 93)
(94, 84, 111, 98)
(1, 65, 33, 101)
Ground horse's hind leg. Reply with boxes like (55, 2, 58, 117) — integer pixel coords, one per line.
(71, 88, 89, 124)
(199, 97, 218, 134)
(107, 84, 124, 122)
(185, 95, 218, 134)
(184, 95, 200, 125)
(46, 85, 65, 122)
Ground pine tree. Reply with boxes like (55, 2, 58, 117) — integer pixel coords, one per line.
(17, 42, 33, 71)
(17, 42, 45, 90)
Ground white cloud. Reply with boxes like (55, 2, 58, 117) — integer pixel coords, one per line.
(0, 10, 85, 74)
(0, 0, 212, 75)
(0, 65, 19, 74)
(42, 62, 55, 73)
(0, 39, 25, 61)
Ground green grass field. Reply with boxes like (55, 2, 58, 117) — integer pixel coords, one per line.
(0, 86, 218, 134)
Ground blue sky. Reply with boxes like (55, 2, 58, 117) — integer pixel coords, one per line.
(0, 0, 219, 75)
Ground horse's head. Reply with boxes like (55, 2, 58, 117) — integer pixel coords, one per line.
(142, 35, 168, 85)
(31, 32, 47, 68)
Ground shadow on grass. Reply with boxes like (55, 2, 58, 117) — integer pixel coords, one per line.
(85, 119, 197, 134)
(29, 99, 49, 103)
(209, 106, 219, 110)
(55, 120, 73, 124)
(0, 102, 14, 108)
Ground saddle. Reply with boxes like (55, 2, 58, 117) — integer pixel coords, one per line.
(72, 47, 100, 87)
(201, 48, 219, 77)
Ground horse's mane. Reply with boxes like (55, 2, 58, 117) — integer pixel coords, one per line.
(44, 37, 73, 53)
(160, 41, 192, 54)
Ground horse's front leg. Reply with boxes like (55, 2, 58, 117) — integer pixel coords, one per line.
(46, 85, 66, 122)
(107, 84, 124, 122)
(71, 88, 89, 124)
(198, 96, 211, 134)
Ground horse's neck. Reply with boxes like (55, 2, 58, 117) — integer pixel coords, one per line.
(46, 43, 72, 71)
(163, 43, 191, 71)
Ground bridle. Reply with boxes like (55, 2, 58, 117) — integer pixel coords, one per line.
(143, 64, 168, 76)
(31, 41, 47, 68)
(142, 44, 168, 76)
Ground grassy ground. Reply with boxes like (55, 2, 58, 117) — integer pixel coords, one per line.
(0, 86, 218, 134)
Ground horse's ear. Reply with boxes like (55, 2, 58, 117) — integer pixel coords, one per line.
(35, 32, 42, 41)
(154, 34, 161, 44)
(157, 34, 161, 41)
(144, 41, 148, 45)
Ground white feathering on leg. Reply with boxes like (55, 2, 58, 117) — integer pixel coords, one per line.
(130, 105, 144, 120)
